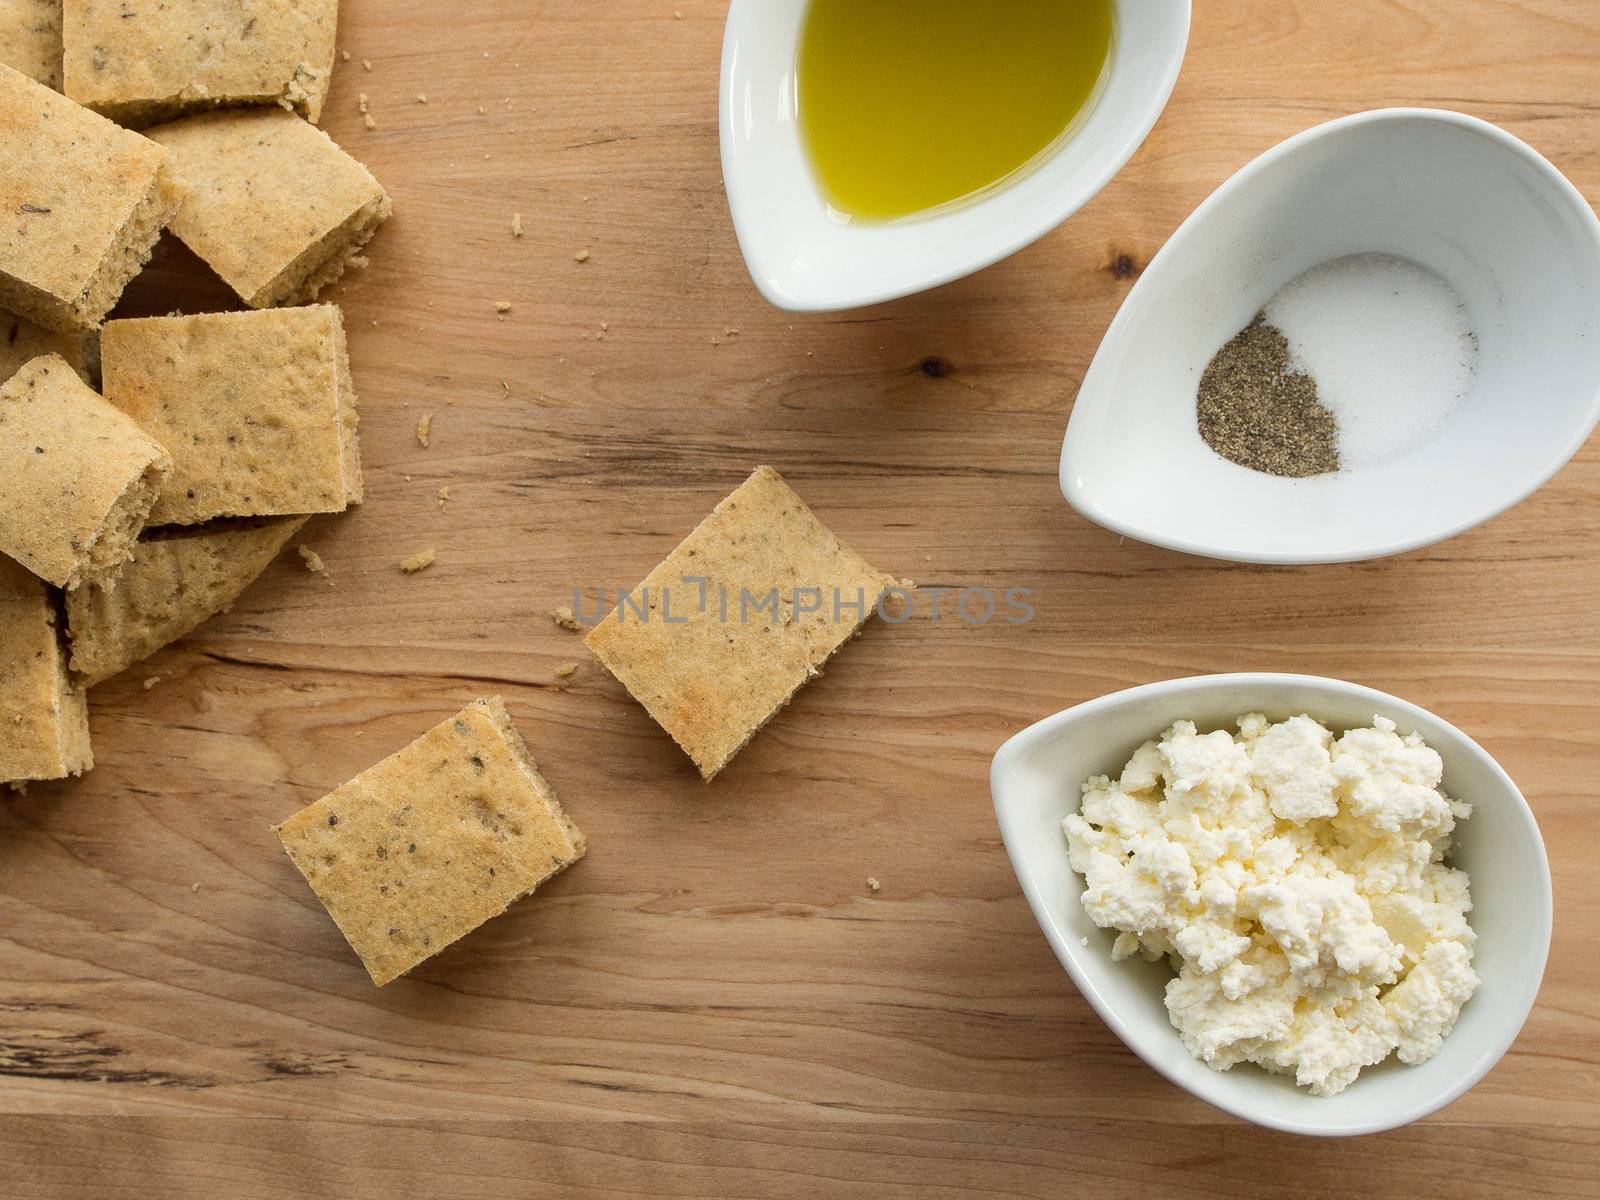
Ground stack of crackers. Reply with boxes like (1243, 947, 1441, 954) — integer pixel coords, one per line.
(0, 1, 389, 789)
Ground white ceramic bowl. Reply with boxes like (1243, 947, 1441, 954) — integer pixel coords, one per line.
(1060, 109, 1600, 564)
(990, 673, 1552, 1137)
(719, 0, 1191, 312)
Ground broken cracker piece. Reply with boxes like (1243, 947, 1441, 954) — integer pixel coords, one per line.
(146, 108, 392, 309)
(0, 64, 180, 333)
(0, 309, 92, 388)
(62, 0, 339, 125)
(101, 305, 362, 526)
(0, 556, 92, 784)
(398, 548, 435, 573)
(550, 605, 580, 632)
(584, 466, 901, 780)
(0, 354, 171, 590)
(273, 696, 586, 987)
(65, 515, 306, 686)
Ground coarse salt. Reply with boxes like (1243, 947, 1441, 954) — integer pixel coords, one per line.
(1264, 253, 1476, 469)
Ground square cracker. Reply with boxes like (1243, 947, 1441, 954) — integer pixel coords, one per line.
(0, 63, 179, 333)
(67, 514, 306, 685)
(146, 108, 392, 308)
(0, 353, 171, 590)
(0, 556, 92, 785)
(62, 0, 338, 125)
(0, 0, 63, 89)
(585, 465, 902, 780)
(100, 305, 362, 525)
(274, 697, 587, 987)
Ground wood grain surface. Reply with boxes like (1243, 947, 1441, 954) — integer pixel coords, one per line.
(4, 0, 1599, 1195)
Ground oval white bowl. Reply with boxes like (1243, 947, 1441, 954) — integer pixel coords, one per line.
(1060, 109, 1600, 564)
(990, 673, 1552, 1137)
(719, 0, 1191, 312)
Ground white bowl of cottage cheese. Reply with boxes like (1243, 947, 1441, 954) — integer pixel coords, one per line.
(990, 673, 1551, 1136)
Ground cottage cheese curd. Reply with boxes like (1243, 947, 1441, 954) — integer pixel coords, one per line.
(1064, 713, 1477, 1097)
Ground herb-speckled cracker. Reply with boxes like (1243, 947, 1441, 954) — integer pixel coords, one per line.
(0, 354, 171, 590)
(62, 0, 338, 125)
(1, 308, 91, 387)
(67, 514, 306, 685)
(585, 465, 902, 780)
(0, 63, 179, 333)
(100, 305, 362, 525)
(0, 0, 63, 88)
(147, 108, 391, 308)
(1, 555, 91, 785)
(275, 697, 586, 987)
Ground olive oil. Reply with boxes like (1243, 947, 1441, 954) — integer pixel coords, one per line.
(797, 0, 1115, 222)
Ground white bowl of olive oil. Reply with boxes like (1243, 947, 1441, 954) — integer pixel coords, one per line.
(720, 0, 1191, 312)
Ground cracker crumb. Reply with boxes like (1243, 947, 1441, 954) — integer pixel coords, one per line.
(495, 300, 512, 313)
(867, 877, 881, 893)
(191, 882, 201, 893)
(143, 676, 161, 690)
(574, 249, 591, 263)
(399, 549, 436, 573)
(555, 662, 579, 679)
(511, 213, 524, 238)
(416, 93, 428, 104)
(416, 413, 433, 447)
(363, 59, 372, 70)
(551, 605, 581, 631)
(297, 545, 327, 575)
(437, 486, 450, 504)
(364, 113, 377, 130)
(341, 49, 351, 62)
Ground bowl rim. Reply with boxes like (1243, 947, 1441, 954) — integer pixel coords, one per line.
(989, 671, 1554, 1136)
(718, 0, 1194, 312)
(1058, 107, 1600, 565)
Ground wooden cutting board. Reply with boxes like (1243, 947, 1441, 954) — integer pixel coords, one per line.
(3, 1, 1597, 1195)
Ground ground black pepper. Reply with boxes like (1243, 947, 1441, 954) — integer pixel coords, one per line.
(1197, 316, 1339, 478)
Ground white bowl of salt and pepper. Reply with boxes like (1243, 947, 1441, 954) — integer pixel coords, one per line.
(1060, 108, 1600, 564)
